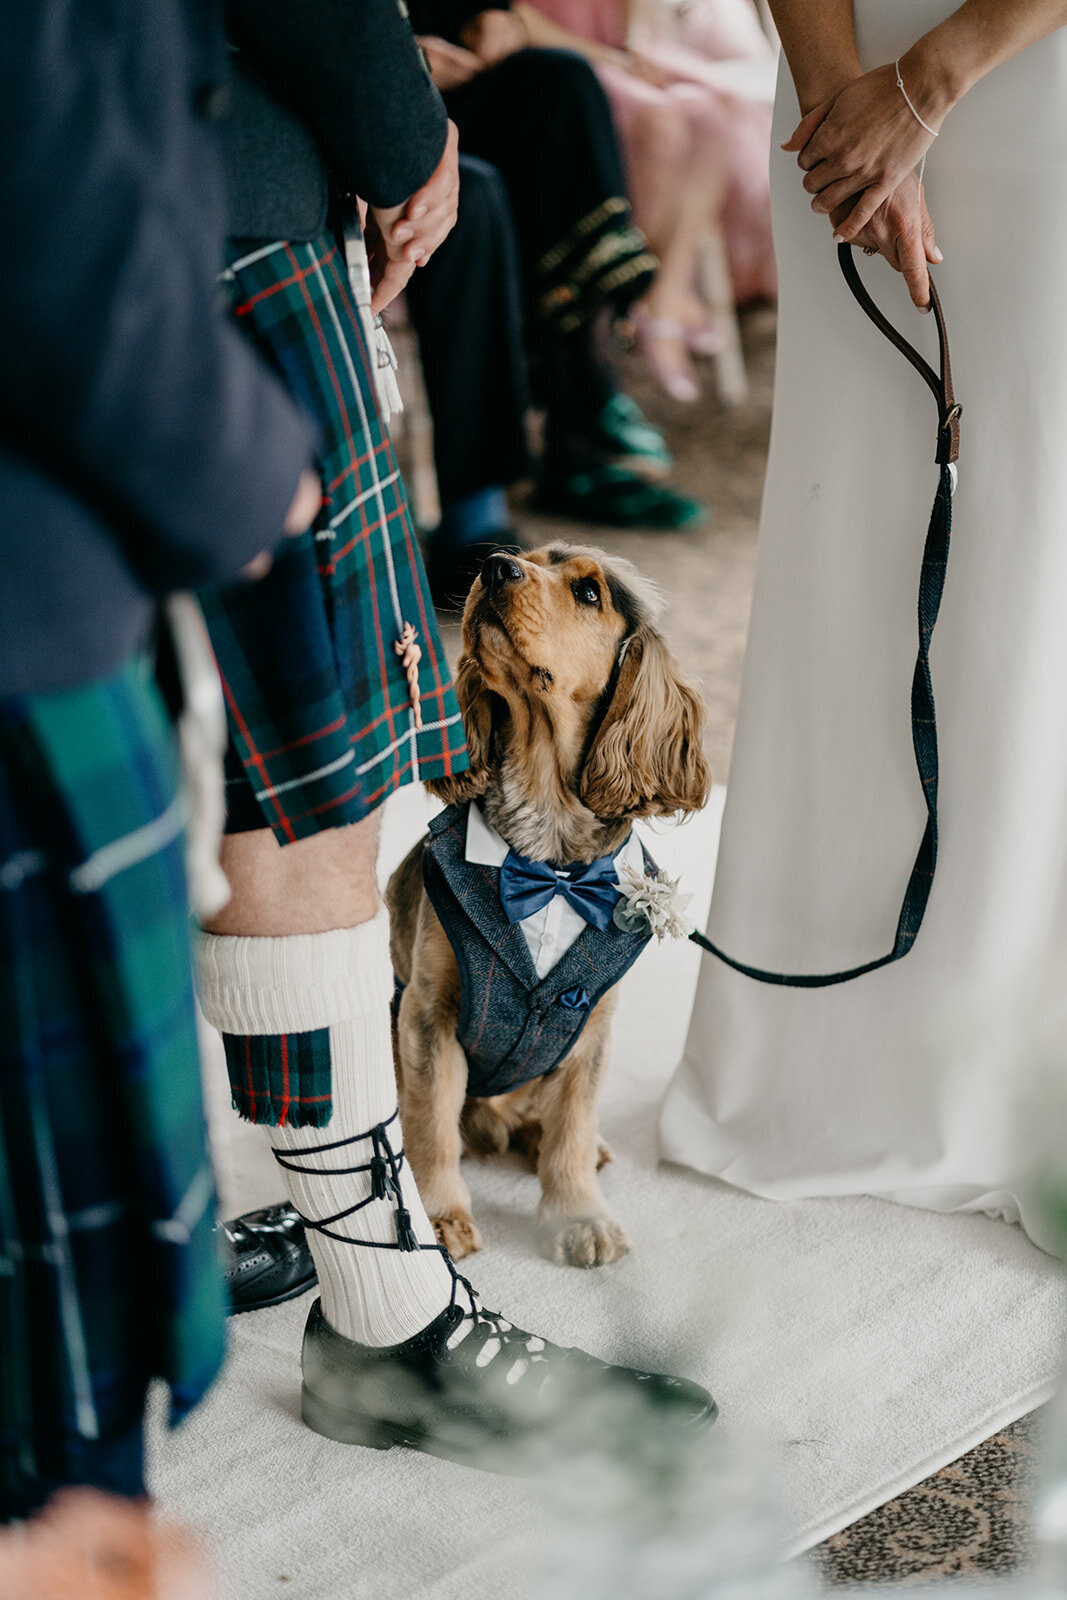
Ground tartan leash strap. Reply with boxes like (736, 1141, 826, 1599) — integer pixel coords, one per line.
(690, 243, 962, 988)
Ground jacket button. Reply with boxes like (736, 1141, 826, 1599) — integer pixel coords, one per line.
(194, 81, 232, 123)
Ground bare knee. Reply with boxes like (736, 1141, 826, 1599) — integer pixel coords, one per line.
(205, 811, 381, 936)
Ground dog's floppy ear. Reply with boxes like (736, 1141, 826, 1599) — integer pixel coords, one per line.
(426, 652, 495, 804)
(579, 627, 710, 819)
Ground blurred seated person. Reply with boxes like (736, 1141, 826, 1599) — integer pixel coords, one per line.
(465, 0, 777, 403)
(406, 3, 708, 535)
(404, 155, 528, 605)
(406, 154, 707, 604)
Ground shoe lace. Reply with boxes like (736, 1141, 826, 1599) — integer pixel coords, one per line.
(271, 1109, 423, 1254)
(441, 1254, 551, 1387)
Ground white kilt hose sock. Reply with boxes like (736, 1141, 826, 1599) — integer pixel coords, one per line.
(195, 908, 453, 1346)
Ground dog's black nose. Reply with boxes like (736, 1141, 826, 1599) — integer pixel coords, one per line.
(481, 552, 523, 591)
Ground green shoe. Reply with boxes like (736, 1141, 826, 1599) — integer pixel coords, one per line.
(536, 464, 708, 532)
(586, 394, 673, 481)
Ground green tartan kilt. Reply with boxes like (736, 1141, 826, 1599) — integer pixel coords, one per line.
(199, 234, 469, 845)
(0, 661, 226, 1499)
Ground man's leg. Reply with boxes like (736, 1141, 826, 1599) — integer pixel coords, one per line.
(198, 817, 454, 1346)
(445, 51, 706, 530)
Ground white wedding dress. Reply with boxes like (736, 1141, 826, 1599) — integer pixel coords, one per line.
(660, 0, 1067, 1252)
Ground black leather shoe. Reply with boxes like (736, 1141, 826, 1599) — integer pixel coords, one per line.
(300, 1277, 717, 1471)
(220, 1202, 317, 1315)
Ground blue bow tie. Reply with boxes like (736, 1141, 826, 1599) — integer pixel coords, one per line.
(498, 847, 622, 932)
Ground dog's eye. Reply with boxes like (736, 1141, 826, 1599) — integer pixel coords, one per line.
(572, 577, 601, 609)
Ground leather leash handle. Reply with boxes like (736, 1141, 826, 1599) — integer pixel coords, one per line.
(837, 243, 961, 463)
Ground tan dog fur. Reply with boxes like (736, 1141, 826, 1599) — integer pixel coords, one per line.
(386, 546, 709, 1267)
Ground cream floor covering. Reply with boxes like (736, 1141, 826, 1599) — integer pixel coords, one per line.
(148, 785, 1066, 1596)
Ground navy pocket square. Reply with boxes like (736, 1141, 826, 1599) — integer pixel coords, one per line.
(558, 986, 591, 1012)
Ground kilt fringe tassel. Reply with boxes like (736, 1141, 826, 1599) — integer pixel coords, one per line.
(394, 622, 423, 731)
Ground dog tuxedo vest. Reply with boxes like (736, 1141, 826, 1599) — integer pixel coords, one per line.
(419, 803, 655, 1098)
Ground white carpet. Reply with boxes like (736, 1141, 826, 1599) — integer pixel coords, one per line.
(150, 786, 1066, 1595)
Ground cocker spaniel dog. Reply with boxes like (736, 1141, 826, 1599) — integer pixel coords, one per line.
(387, 545, 709, 1267)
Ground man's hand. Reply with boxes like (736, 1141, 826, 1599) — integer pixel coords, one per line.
(366, 122, 460, 312)
(420, 34, 484, 89)
(364, 209, 417, 313)
(243, 468, 322, 580)
(283, 469, 323, 534)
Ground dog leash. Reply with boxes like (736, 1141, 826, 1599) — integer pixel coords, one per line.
(689, 243, 961, 988)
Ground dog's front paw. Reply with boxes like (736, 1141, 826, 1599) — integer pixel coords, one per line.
(432, 1210, 483, 1261)
(539, 1214, 631, 1269)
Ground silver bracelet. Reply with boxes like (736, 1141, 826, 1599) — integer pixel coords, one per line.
(894, 58, 939, 138)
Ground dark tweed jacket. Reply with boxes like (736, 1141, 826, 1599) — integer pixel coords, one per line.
(225, 0, 449, 240)
(421, 803, 653, 1098)
(0, 0, 316, 699)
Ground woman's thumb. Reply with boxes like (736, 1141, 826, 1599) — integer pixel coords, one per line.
(921, 209, 944, 265)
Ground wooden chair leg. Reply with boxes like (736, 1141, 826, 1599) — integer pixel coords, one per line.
(698, 225, 749, 408)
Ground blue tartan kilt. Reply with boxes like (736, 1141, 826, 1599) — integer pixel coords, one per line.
(200, 233, 469, 846)
(0, 661, 226, 1505)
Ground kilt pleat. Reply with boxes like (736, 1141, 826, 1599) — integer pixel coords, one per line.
(201, 235, 469, 844)
(0, 662, 226, 1497)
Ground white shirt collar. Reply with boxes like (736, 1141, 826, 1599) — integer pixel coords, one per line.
(464, 803, 644, 875)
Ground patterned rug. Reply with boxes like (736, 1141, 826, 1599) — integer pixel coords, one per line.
(810, 1411, 1045, 1586)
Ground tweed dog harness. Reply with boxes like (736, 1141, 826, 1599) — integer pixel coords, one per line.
(416, 802, 655, 1098)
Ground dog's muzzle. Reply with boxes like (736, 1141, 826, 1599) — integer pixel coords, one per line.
(480, 553, 524, 593)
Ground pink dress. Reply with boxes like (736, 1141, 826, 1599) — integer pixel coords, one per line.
(528, 0, 777, 304)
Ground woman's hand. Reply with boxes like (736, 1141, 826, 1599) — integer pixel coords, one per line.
(783, 63, 941, 241)
(830, 170, 941, 309)
(419, 35, 484, 90)
(459, 8, 529, 63)
(623, 49, 666, 85)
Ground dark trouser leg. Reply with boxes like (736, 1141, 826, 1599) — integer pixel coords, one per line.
(536, 312, 618, 470)
(405, 156, 530, 505)
(444, 49, 635, 283)
(444, 53, 676, 501)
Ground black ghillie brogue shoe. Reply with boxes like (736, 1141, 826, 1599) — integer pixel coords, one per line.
(300, 1267, 717, 1472)
(220, 1202, 317, 1314)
